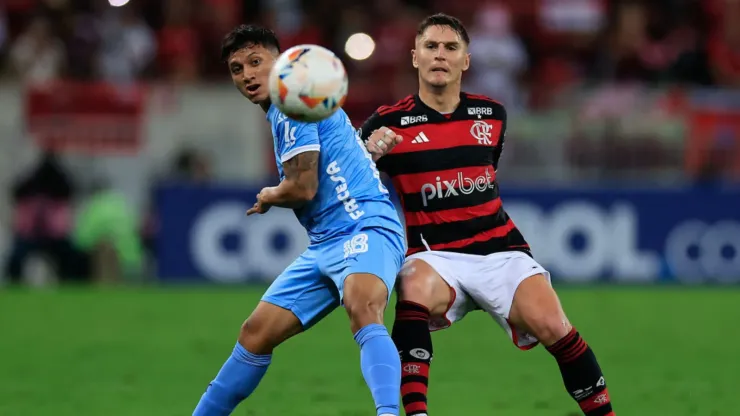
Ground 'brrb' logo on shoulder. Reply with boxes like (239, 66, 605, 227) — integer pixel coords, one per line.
(401, 115, 428, 126)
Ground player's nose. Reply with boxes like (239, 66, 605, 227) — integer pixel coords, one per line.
(241, 70, 255, 82)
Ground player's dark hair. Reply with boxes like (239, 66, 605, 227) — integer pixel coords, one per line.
(221, 24, 281, 62)
(416, 13, 470, 45)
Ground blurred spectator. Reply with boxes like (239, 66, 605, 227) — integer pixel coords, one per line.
(539, 0, 606, 35)
(467, 3, 527, 110)
(266, 7, 324, 50)
(157, 0, 199, 81)
(0, 9, 7, 53)
(72, 182, 144, 284)
(171, 147, 213, 183)
(264, 0, 303, 37)
(196, 0, 244, 76)
(593, 1, 701, 85)
(597, 2, 654, 82)
(97, 5, 156, 82)
(9, 16, 66, 83)
(138, 146, 213, 273)
(63, 7, 100, 79)
(3, 151, 87, 285)
(707, 0, 740, 86)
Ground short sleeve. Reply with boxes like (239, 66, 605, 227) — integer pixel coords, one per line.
(358, 111, 381, 144)
(276, 119, 320, 163)
(492, 106, 507, 172)
(357, 111, 395, 173)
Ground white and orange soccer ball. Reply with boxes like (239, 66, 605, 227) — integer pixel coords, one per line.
(268, 44, 348, 122)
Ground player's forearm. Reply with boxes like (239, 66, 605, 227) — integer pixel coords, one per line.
(260, 182, 316, 209)
(265, 151, 319, 208)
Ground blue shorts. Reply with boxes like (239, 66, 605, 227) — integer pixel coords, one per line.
(261, 226, 405, 329)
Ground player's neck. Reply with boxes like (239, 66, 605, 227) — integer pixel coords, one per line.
(418, 84, 461, 114)
(259, 100, 271, 113)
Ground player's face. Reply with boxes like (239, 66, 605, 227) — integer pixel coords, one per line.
(412, 25, 470, 88)
(228, 44, 276, 105)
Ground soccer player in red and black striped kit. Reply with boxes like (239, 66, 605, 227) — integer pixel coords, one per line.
(360, 13, 614, 416)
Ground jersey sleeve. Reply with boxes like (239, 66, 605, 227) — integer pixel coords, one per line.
(358, 111, 381, 144)
(492, 106, 507, 172)
(275, 119, 320, 163)
(357, 111, 393, 172)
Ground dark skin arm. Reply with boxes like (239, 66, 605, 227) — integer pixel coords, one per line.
(247, 151, 319, 215)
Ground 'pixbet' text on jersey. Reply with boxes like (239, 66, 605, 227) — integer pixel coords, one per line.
(360, 92, 529, 257)
(421, 168, 495, 207)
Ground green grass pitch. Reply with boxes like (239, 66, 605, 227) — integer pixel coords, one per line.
(1, 286, 738, 415)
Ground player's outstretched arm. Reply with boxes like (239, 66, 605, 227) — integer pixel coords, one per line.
(359, 112, 402, 162)
(366, 127, 401, 162)
(258, 151, 319, 209)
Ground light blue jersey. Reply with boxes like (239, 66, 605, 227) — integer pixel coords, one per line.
(267, 105, 404, 243)
(262, 106, 405, 328)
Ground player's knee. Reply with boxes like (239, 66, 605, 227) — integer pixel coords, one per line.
(509, 273, 571, 346)
(343, 273, 389, 332)
(397, 272, 433, 304)
(237, 304, 302, 354)
(344, 296, 386, 328)
(521, 313, 571, 346)
(238, 318, 278, 354)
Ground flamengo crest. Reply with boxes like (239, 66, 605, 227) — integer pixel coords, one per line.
(470, 120, 493, 145)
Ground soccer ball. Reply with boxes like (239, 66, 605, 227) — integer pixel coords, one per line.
(268, 44, 348, 122)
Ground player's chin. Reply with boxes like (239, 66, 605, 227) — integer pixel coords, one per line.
(426, 77, 449, 88)
(245, 90, 269, 104)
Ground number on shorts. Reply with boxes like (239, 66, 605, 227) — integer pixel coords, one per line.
(343, 233, 369, 258)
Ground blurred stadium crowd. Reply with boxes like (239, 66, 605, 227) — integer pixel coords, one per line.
(2, 0, 738, 103)
(0, 0, 738, 286)
(3, 0, 739, 176)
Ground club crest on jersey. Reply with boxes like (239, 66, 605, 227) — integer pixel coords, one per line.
(467, 107, 492, 116)
(401, 115, 428, 126)
(470, 120, 493, 145)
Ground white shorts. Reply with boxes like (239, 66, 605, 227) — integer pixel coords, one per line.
(406, 250, 550, 350)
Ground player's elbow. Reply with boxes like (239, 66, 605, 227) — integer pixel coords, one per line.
(298, 186, 317, 202)
(292, 180, 318, 202)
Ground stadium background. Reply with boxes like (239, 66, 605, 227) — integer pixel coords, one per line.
(0, 0, 738, 414)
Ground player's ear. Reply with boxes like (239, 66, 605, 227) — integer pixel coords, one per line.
(411, 48, 418, 68)
(462, 52, 470, 72)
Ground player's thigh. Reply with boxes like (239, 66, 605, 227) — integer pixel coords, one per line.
(402, 251, 479, 331)
(396, 256, 455, 317)
(467, 251, 558, 349)
(508, 272, 571, 346)
(261, 250, 340, 332)
(342, 272, 392, 332)
(320, 227, 405, 310)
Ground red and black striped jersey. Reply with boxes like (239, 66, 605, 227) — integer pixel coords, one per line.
(359, 92, 530, 257)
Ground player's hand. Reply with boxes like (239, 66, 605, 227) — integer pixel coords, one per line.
(366, 127, 402, 161)
(246, 188, 273, 216)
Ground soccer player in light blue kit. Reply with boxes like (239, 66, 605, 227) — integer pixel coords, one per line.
(193, 25, 406, 416)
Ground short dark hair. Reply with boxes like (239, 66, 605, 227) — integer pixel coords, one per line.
(221, 24, 281, 62)
(416, 13, 470, 45)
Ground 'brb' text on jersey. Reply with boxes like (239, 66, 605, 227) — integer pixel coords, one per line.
(360, 93, 530, 257)
(267, 105, 403, 243)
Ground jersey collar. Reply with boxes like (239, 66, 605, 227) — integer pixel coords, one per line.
(414, 92, 469, 121)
